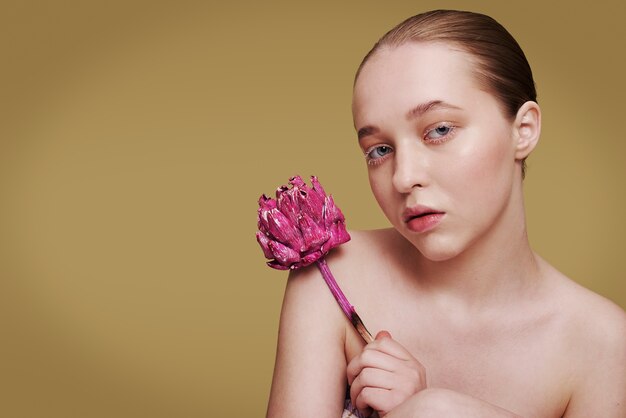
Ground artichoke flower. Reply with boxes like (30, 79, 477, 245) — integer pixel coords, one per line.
(256, 175, 350, 270)
(256, 175, 372, 343)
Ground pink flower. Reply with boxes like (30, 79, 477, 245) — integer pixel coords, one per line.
(256, 175, 372, 343)
(256, 175, 351, 270)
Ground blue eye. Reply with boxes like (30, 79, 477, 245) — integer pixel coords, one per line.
(365, 145, 393, 164)
(425, 124, 454, 141)
(370, 145, 392, 158)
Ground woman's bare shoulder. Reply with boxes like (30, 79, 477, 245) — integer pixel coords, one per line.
(278, 229, 396, 326)
(539, 261, 626, 415)
(325, 228, 406, 284)
(327, 228, 408, 265)
(539, 257, 626, 351)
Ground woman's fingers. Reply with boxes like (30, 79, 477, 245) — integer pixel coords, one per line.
(346, 331, 409, 385)
(347, 331, 428, 416)
(347, 346, 397, 385)
(350, 367, 394, 405)
(369, 331, 415, 361)
(347, 331, 425, 385)
(354, 386, 410, 417)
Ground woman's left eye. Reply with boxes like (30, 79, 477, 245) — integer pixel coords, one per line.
(425, 124, 455, 142)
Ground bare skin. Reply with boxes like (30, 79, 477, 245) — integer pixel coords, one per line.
(268, 230, 626, 417)
(266, 42, 626, 417)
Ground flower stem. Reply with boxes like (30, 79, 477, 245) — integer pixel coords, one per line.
(315, 258, 373, 343)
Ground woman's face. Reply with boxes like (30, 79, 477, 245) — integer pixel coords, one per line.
(352, 42, 522, 261)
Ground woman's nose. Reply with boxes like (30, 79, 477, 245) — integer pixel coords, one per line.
(391, 145, 429, 193)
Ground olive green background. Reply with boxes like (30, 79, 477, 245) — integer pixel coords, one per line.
(1, 1, 624, 417)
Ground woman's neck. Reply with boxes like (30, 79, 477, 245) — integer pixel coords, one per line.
(407, 192, 541, 312)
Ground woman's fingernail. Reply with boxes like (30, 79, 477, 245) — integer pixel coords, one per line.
(375, 330, 392, 340)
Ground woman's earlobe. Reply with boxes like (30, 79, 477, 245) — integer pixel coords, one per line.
(514, 101, 541, 159)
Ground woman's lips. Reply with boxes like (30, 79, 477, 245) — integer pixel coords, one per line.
(403, 205, 445, 233)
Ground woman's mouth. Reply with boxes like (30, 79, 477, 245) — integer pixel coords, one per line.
(403, 206, 445, 233)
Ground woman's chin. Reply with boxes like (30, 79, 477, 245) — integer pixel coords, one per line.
(403, 234, 465, 262)
(419, 248, 461, 262)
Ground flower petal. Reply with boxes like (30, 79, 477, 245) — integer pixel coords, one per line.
(301, 250, 323, 266)
(277, 186, 300, 227)
(289, 175, 306, 188)
(310, 175, 326, 197)
(267, 260, 290, 270)
(297, 187, 324, 224)
(267, 208, 305, 251)
(257, 194, 277, 234)
(298, 212, 329, 250)
(268, 240, 301, 265)
(255, 231, 274, 259)
(323, 195, 345, 228)
(321, 222, 351, 253)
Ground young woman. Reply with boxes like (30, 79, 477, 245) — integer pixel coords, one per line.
(266, 10, 626, 418)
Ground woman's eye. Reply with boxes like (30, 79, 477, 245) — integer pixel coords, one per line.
(425, 124, 454, 141)
(365, 145, 393, 162)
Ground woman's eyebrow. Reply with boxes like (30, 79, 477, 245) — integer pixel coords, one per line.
(357, 100, 462, 141)
(406, 100, 462, 119)
(357, 126, 379, 141)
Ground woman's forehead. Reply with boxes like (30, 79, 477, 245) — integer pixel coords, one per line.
(352, 42, 483, 120)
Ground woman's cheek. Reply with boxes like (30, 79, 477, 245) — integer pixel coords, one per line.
(368, 170, 400, 224)
(460, 139, 516, 214)
(458, 127, 512, 182)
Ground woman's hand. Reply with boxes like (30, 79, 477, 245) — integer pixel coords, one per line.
(346, 330, 427, 417)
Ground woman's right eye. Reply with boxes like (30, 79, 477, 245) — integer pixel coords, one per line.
(365, 145, 393, 165)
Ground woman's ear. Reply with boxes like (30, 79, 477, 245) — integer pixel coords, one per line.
(513, 101, 541, 160)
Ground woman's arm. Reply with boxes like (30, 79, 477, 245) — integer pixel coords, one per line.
(561, 304, 626, 418)
(386, 388, 523, 418)
(266, 264, 348, 418)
